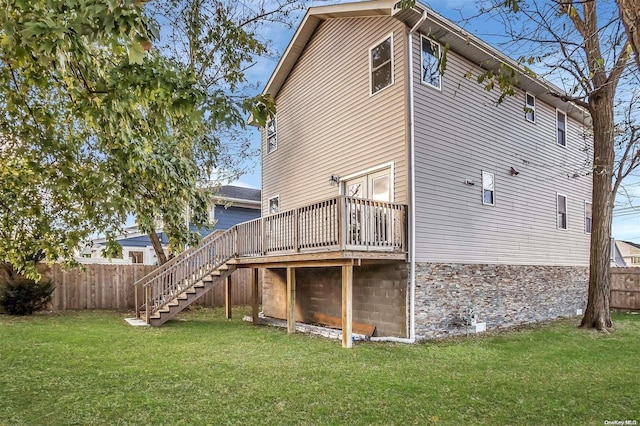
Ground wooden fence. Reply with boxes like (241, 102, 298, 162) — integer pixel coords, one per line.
(42, 264, 262, 311)
(611, 267, 640, 310)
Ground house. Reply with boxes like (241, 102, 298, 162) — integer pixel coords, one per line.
(257, 0, 592, 340)
(614, 240, 640, 267)
(611, 239, 627, 267)
(133, 1, 592, 347)
(81, 185, 260, 265)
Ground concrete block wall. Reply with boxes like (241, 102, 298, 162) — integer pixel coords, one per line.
(261, 263, 409, 337)
(414, 263, 588, 339)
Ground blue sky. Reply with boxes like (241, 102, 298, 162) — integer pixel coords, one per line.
(227, 0, 639, 242)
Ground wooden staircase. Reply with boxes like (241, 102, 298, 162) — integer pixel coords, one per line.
(134, 226, 241, 326)
(147, 263, 236, 326)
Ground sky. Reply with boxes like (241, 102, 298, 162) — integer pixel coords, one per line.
(224, 0, 639, 242)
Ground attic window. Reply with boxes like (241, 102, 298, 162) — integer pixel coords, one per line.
(421, 35, 441, 89)
(266, 117, 277, 153)
(370, 35, 394, 95)
(525, 93, 536, 122)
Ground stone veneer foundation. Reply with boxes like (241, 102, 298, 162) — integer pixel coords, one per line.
(414, 263, 589, 340)
(260, 262, 588, 341)
(261, 263, 409, 337)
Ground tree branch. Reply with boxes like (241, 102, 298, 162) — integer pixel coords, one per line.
(547, 91, 591, 109)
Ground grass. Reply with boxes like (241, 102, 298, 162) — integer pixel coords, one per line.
(1, 308, 639, 426)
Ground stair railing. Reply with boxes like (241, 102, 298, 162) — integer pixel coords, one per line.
(134, 227, 238, 322)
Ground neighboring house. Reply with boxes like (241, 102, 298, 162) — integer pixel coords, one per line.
(614, 240, 640, 267)
(80, 186, 260, 265)
(611, 239, 627, 267)
(135, 1, 593, 346)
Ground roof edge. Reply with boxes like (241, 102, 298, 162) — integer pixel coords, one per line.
(261, 0, 398, 100)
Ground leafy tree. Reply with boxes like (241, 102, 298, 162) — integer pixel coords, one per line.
(0, 0, 275, 276)
(139, 0, 308, 263)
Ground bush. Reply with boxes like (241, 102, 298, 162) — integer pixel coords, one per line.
(0, 272, 55, 315)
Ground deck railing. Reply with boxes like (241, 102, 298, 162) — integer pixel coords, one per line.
(135, 196, 406, 321)
(247, 196, 407, 255)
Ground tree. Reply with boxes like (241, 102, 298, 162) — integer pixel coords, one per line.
(473, 0, 635, 330)
(0, 0, 275, 277)
(616, 0, 640, 71)
(613, 88, 640, 210)
(138, 0, 308, 263)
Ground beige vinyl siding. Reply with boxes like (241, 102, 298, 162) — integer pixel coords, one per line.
(261, 16, 408, 214)
(411, 33, 592, 266)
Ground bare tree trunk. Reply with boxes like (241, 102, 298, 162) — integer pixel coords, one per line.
(581, 93, 615, 330)
(616, 0, 640, 71)
(149, 230, 168, 265)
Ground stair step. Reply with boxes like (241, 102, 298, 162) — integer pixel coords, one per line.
(203, 274, 216, 280)
(218, 264, 229, 271)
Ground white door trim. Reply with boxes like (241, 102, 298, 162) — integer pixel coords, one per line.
(339, 162, 394, 199)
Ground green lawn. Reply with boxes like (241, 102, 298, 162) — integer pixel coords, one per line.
(0, 308, 638, 426)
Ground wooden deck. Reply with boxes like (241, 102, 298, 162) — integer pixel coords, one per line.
(231, 250, 407, 269)
(135, 196, 408, 347)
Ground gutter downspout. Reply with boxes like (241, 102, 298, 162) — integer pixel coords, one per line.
(372, 9, 427, 345)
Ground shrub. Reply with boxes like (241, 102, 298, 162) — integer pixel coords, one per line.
(0, 266, 55, 315)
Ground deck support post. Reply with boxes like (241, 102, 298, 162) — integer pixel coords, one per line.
(224, 275, 232, 319)
(287, 267, 296, 334)
(342, 264, 353, 348)
(252, 268, 260, 325)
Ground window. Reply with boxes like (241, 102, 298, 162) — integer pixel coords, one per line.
(266, 117, 277, 153)
(421, 35, 441, 89)
(482, 171, 495, 206)
(632, 257, 640, 265)
(129, 251, 144, 264)
(268, 196, 279, 214)
(370, 35, 393, 95)
(557, 110, 567, 146)
(585, 201, 592, 234)
(525, 93, 536, 122)
(557, 193, 567, 230)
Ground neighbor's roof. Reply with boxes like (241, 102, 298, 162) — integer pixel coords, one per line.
(262, 0, 590, 124)
(622, 240, 640, 250)
(217, 185, 261, 203)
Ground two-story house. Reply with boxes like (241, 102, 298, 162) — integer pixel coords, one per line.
(134, 1, 592, 347)
(257, 0, 592, 342)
